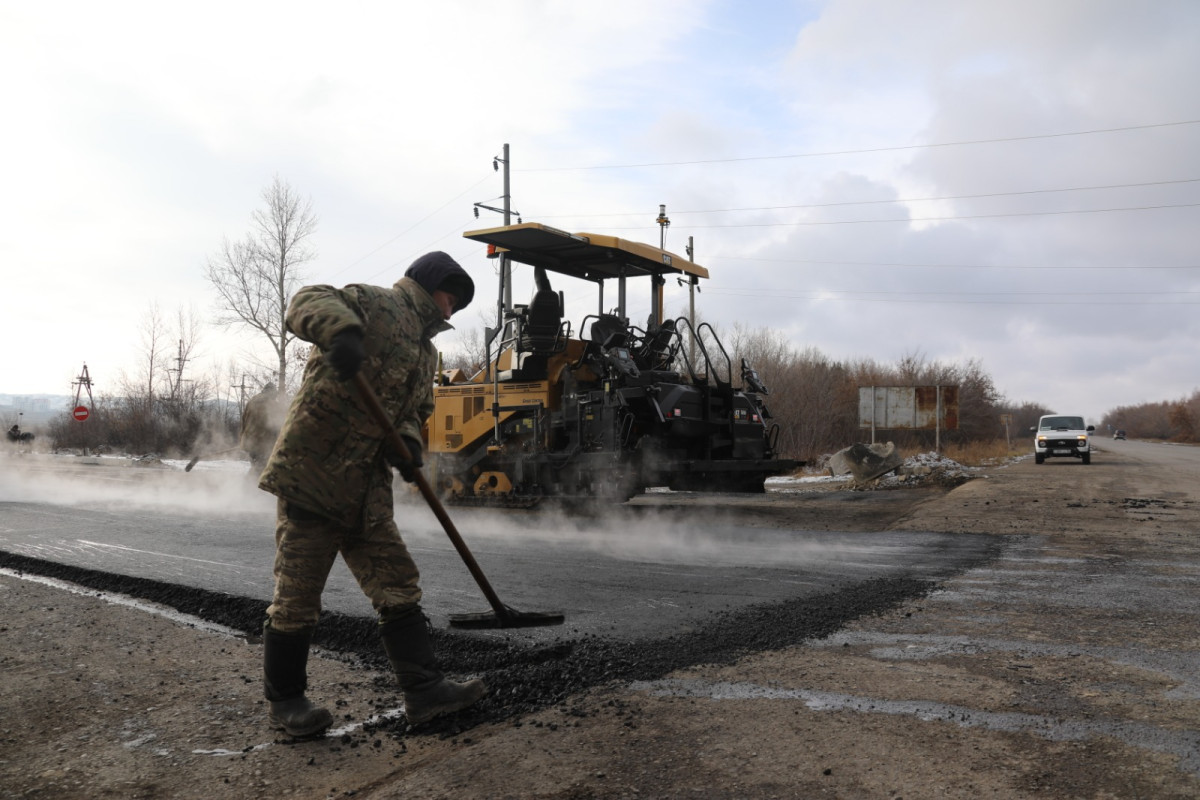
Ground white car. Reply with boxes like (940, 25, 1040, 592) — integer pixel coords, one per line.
(1032, 415, 1094, 465)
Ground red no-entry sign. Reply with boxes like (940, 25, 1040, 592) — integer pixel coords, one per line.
(73, 405, 90, 422)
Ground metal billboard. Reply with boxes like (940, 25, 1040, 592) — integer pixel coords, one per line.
(858, 386, 959, 431)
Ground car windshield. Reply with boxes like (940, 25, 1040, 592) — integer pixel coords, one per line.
(1041, 416, 1085, 430)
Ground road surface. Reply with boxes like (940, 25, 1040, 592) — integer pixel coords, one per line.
(0, 454, 991, 640)
(3, 439, 1199, 799)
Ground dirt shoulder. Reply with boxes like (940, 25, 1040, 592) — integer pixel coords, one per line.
(3, 448, 1199, 799)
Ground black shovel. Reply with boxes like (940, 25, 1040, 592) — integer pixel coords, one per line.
(352, 372, 564, 629)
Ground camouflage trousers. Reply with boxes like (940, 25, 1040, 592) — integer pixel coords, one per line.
(266, 496, 422, 634)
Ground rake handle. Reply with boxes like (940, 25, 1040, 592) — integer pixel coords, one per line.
(184, 446, 245, 472)
(351, 372, 510, 620)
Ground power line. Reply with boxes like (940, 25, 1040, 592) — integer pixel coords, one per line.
(718, 257, 1200, 271)
(582, 201, 1200, 230)
(531, 178, 1200, 219)
(522, 120, 1200, 172)
(708, 287, 1200, 297)
(361, 220, 480, 283)
(329, 174, 493, 281)
(702, 288, 1200, 306)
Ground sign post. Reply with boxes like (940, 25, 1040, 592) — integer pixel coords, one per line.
(72, 363, 95, 422)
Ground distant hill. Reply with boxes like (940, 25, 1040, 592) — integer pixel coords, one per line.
(0, 395, 74, 427)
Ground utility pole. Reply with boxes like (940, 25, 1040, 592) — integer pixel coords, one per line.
(654, 204, 670, 327)
(473, 144, 522, 443)
(474, 143, 521, 334)
(685, 236, 697, 365)
(72, 363, 95, 410)
(501, 143, 513, 311)
(235, 374, 251, 412)
(167, 339, 187, 402)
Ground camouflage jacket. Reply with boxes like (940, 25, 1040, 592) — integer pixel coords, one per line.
(258, 277, 450, 526)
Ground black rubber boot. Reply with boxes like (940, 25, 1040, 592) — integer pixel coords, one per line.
(380, 608, 487, 725)
(263, 623, 334, 737)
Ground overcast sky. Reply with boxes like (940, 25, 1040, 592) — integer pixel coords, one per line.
(3, 0, 1198, 424)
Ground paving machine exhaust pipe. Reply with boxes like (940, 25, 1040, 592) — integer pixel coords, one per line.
(352, 373, 565, 630)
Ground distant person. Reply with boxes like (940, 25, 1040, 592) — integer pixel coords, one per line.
(7, 424, 32, 444)
(256, 251, 485, 738)
(239, 382, 288, 478)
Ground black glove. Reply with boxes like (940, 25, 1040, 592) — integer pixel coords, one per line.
(327, 329, 365, 381)
(386, 435, 424, 482)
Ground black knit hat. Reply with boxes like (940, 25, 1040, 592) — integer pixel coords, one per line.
(405, 251, 475, 311)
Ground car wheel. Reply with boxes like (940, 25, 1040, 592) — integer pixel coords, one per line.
(1082, 453, 1091, 465)
(1035, 453, 1045, 464)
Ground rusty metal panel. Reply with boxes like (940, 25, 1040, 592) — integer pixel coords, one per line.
(858, 386, 959, 430)
(940, 385, 958, 430)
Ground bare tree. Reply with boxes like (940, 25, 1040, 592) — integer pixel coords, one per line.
(111, 304, 168, 452)
(285, 342, 313, 394)
(119, 303, 168, 414)
(441, 309, 494, 377)
(205, 175, 317, 389)
(164, 304, 204, 406)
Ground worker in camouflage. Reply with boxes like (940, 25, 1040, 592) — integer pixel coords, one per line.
(256, 251, 486, 737)
(239, 382, 288, 479)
